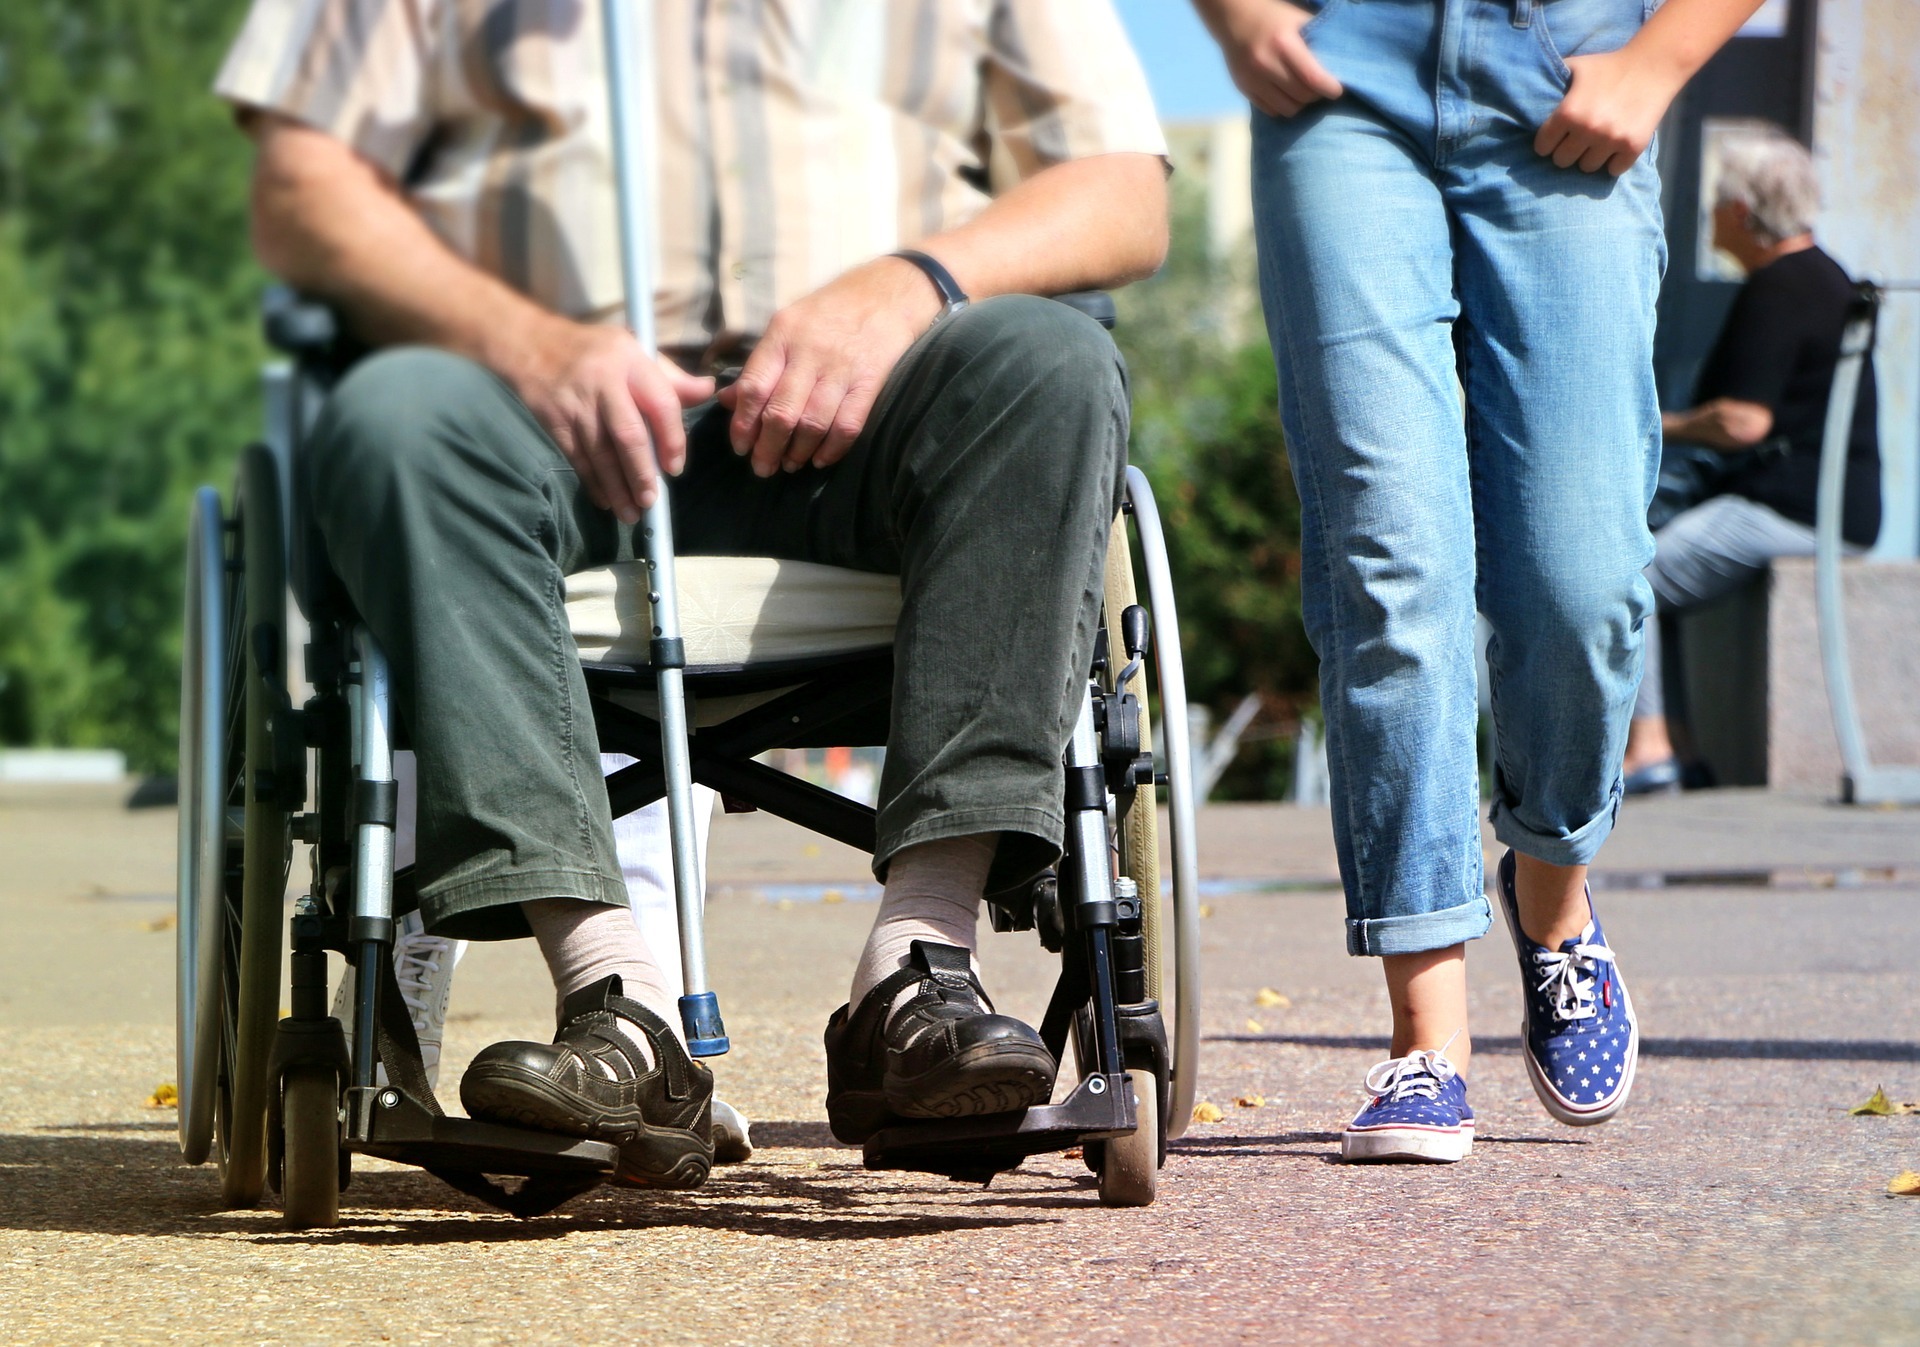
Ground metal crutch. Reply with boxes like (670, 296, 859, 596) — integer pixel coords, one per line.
(601, 0, 729, 1055)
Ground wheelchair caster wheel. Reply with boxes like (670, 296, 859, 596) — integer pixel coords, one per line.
(280, 1066, 343, 1229)
(1096, 1068, 1158, 1208)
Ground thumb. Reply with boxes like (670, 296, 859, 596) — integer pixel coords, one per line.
(658, 357, 717, 407)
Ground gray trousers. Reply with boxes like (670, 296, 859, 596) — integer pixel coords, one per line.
(308, 297, 1129, 940)
(1635, 493, 1839, 720)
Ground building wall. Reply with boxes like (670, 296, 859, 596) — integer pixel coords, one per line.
(1813, 0, 1920, 559)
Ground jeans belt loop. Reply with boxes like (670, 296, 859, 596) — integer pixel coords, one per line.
(1513, 0, 1533, 27)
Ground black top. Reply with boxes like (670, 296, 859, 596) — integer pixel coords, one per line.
(1695, 246, 1881, 546)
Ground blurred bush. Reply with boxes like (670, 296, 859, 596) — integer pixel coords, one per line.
(1115, 180, 1318, 800)
(0, 0, 261, 772)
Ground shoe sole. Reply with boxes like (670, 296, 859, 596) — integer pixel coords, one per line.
(884, 1039, 1057, 1122)
(1496, 863, 1640, 1128)
(1340, 1121, 1474, 1163)
(461, 1066, 712, 1189)
(1518, 1021, 1639, 1127)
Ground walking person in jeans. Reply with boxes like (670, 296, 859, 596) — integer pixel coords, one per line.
(1623, 127, 1881, 793)
(1193, 0, 1766, 1161)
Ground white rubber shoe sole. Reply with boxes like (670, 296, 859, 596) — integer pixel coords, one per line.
(1341, 1121, 1474, 1163)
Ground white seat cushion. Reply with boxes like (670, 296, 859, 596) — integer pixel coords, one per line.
(567, 556, 900, 671)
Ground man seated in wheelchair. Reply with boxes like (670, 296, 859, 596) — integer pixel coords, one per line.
(216, 1, 1169, 1184)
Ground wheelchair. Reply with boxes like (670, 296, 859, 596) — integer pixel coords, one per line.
(175, 287, 1203, 1227)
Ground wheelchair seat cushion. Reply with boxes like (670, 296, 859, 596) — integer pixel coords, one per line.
(567, 556, 900, 673)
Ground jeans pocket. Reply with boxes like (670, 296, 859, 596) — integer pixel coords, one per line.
(1534, 0, 1650, 80)
(1300, 0, 1347, 40)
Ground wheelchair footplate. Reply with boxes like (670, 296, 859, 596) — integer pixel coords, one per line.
(862, 1071, 1136, 1185)
(345, 1085, 620, 1218)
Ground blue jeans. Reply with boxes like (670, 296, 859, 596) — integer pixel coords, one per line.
(1252, 0, 1665, 957)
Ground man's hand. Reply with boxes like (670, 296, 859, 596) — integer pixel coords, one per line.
(719, 257, 944, 477)
(1195, 0, 1342, 118)
(1661, 398, 1774, 451)
(507, 320, 715, 523)
(1534, 48, 1679, 175)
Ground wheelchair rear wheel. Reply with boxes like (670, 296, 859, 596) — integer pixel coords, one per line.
(184, 446, 295, 1206)
(1079, 474, 1201, 1207)
(177, 488, 227, 1165)
(1119, 466, 1201, 1139)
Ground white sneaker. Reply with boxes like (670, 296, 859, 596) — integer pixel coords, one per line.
(711, 1096, 754, 1165)
(331, 910, 466, 1091)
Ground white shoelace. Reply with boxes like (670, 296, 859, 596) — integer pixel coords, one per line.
(1529, 935, 1618, 1025)
(393, 933, 455, 1039)
(1363, 1032, 1462, 1104)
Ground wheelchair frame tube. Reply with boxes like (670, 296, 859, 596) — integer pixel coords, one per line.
(603, 0, 727, 1053)
(349, 627, 397, 1091)
(1064, 690, 1125, 1082)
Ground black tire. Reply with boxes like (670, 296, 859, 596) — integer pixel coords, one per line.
(280, 1066, 342, 1229)
(1097, 1069, 1158, 1208)
(213, 445, 294, 1207)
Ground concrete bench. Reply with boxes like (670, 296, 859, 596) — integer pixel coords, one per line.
(1675, 555, 1920, 793)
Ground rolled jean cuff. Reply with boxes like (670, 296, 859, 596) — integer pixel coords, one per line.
(1489, 785, 1622, 869)
(1345, 894, 1492, 958)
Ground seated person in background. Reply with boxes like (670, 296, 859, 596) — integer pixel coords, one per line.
(217, 0, 1169, 1185)
(1622, 127, 1880, 794)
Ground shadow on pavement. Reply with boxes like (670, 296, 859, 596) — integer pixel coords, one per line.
(746, 1119, 851, 1149)
(1209, 1033, 1920, 1061)
(0, 1131, 1070, 1245)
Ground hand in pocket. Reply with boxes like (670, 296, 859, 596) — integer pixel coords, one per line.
(1201, 0, 1343, 118)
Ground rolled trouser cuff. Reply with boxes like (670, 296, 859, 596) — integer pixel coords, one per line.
(875, 804, 1064, 898)
(421, 867, 631, 942)
(1345, 894, 1492, 957)
(1489, 785, 1622, 869)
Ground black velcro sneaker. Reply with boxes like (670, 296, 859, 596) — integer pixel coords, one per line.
(823, 940, 1056, 1144)
(461, 974, 713, 1189)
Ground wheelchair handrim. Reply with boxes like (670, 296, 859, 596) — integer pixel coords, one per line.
(177, 486, 227, 1163)
(1124, 466, 1202, 1140)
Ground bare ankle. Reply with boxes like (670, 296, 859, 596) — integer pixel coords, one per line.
(1382, 945, 1472, 1078)
(1511, 853, 1592, 949)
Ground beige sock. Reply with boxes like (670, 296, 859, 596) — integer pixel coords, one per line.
(849, 834, 997, 1009)
(522, 897, 683, 1069)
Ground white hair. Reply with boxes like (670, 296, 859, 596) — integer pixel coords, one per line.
(1714, 127, 1819, 246)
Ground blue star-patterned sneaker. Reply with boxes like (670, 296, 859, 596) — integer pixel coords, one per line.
(1340, 1041, 1474, 1163)
(1496, 849, 1639, 1126)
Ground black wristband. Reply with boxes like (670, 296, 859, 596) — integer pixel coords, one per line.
(890, 250, 970, 321)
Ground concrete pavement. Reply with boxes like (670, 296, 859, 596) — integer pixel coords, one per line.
(1, 784, 1916, 1345)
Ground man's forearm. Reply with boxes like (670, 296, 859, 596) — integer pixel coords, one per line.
(247, 113, 566, 388)
(912, 153, 1169, 302)
(1661, 398, 1774, 450)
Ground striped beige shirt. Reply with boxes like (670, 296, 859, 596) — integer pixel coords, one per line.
(215, 0, 1167, 347)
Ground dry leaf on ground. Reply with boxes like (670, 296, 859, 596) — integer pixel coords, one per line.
(1888, 1171, 1920, 1196)
(1199, 904, 1215, 919)
(1235, 1094, 1266, 1109)
(143, 914, 176, 932)
(1245, 1018, 1265, 1034)
(1254, 987, 1292, 1009)
(1192, 1101, 1224, 1124)
(146, 1083, 178, 1109)
(1851, 1087, 1920, 1117)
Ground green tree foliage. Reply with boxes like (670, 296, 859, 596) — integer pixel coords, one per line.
(1115, 177, 1318, 799)
(0, 0, 263, 770)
